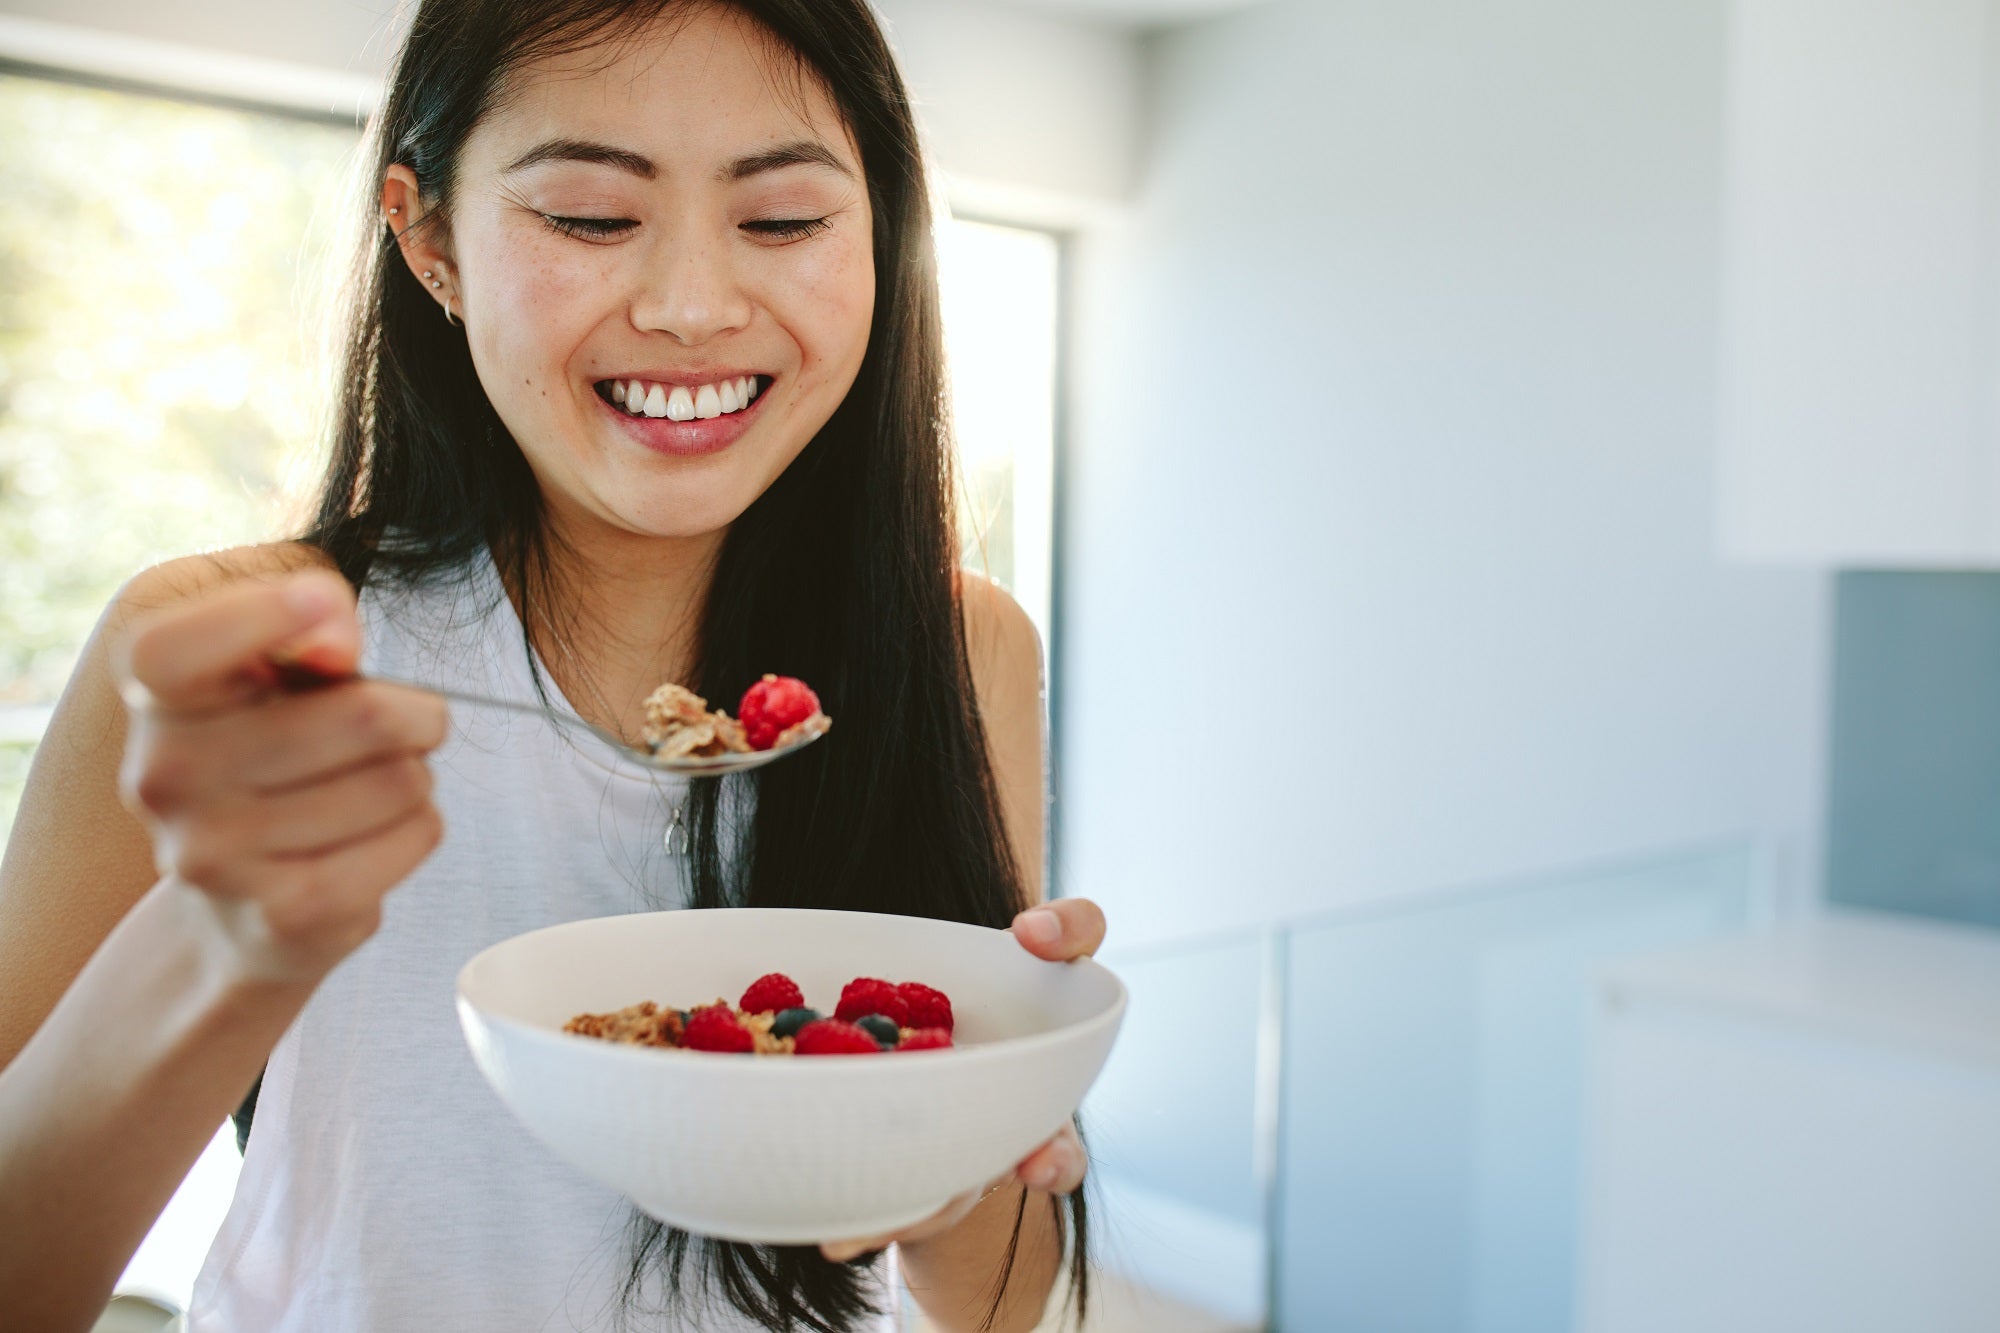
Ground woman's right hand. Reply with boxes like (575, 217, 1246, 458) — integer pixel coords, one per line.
(113, 569, 448, 983)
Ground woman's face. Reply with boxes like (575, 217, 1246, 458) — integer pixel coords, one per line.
(397, 6, 875, 542)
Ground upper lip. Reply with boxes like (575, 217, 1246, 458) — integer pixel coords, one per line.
(596, 369, 770, 387)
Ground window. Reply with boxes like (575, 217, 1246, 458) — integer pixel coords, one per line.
(0, 71, 356, 834)
(937, 217, 1060, 647)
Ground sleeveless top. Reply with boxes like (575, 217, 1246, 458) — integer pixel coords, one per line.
(188, 552, 888, 1331)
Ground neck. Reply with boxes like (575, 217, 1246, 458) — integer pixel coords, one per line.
(507, 508, 726, 742)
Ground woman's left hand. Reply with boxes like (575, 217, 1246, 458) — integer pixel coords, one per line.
(818, 898, 1107, 1262)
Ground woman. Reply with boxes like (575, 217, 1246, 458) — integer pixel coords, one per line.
(0, 1, 1100, 1329)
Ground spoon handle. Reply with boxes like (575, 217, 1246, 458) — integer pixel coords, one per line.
(271, 661, 629, 749)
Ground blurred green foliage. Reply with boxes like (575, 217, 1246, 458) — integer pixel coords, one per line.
(0, 73, 359, 838)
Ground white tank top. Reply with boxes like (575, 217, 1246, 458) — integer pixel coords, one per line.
(189, 551, 888, 1331)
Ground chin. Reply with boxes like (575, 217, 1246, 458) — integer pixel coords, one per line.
(614, 489, 759, 541)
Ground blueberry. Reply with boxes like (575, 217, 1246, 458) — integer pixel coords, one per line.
(854, 1014, 900, 1048)
(772, 1007, 820, 1040)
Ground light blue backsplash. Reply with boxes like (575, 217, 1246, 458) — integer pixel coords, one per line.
(1082, 841, 1764, 1331)
(1827, 572, 2000, 930)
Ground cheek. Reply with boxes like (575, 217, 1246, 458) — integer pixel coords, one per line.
(791, 241, 876, 381)
(462, 222, 596, 385)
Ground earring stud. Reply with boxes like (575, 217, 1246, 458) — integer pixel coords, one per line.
(422, 270, 433, 279)
(431, 280, 442, 289)
(389, 207, 400, 215)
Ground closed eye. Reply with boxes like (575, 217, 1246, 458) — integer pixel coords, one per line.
(741, 218, 831, 241)
(541, 214, 637, 241)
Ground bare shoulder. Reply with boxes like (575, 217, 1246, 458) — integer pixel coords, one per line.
(957, 571, 1043, 707)
(956, 573, 1046, 896)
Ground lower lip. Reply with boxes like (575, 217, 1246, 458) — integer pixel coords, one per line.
(597, 383, 769, 457)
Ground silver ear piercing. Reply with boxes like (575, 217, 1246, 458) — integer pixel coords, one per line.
(389, 207, 400, 215)
(444, 298, 461, 327)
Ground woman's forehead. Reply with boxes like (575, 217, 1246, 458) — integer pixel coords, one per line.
(469, 7, 856, 177)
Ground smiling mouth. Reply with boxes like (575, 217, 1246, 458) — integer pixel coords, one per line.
(596, 375, 766, 422)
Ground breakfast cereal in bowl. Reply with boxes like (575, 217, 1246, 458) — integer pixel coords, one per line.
(456, 907, 1124, 1243)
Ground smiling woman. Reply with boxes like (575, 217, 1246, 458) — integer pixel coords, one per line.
(377, 14, 877, 547)
(0, 3, 1085, 1332)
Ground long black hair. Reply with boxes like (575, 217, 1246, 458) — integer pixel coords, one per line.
(302, 1, 1088, 1328)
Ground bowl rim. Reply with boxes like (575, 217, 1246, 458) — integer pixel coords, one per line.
(455, 907, 1128, 1073)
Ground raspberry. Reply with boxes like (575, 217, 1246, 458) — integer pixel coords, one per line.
(834, 978, 910, 1028)
(793, 1018, 883, 1055)
(682, 1006, 754, 1054)
(738, 674, 821, 750)
(899, 1028, 953, 1052)
(739, 972, 805, 1014)
(896, 982, 954, 1033)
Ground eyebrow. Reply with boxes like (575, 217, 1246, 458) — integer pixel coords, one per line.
(724, 140, 853, 182)
(501, 137, 853, 183)
(504, 138, 655, 178)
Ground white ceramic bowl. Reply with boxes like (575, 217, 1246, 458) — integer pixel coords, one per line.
(456, 907, 1126, 1244)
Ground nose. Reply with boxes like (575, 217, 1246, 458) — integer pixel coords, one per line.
(629, 225, 754, 345)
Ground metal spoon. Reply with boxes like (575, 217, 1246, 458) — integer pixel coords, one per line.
(272, 662, 826, 775)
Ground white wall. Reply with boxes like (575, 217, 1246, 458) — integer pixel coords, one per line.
(0, 0, 403, 79)
(0, 0, 1142, 209)
(1057, 0, 1831, 947)
(873, 0, 1141, 209)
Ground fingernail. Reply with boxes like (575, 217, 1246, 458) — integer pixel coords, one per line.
(1018, 909, 1060, 948)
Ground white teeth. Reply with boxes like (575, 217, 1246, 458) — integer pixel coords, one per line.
(610, 376, 762, 418)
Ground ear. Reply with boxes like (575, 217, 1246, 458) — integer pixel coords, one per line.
(382, 165, 459, 321)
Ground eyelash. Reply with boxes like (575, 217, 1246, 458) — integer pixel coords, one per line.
(538, 214, 832, 243)
(540, 215, 636, 241)
(741, 218, 832, 241)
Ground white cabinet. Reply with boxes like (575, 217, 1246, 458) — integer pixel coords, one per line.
(1718, 0, 2000, 565)
(1577, 909, 2000, 1333)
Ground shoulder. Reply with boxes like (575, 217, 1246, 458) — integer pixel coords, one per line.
(109, 541, 336, 627)
(956, 571, 1042, 710)
(955, 573, 1046, 894)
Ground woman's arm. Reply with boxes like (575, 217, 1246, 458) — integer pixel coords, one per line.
(0, 555, 446, 1332)
(0, 551, 304, 1071)
(881, 575, 1097, 1333)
